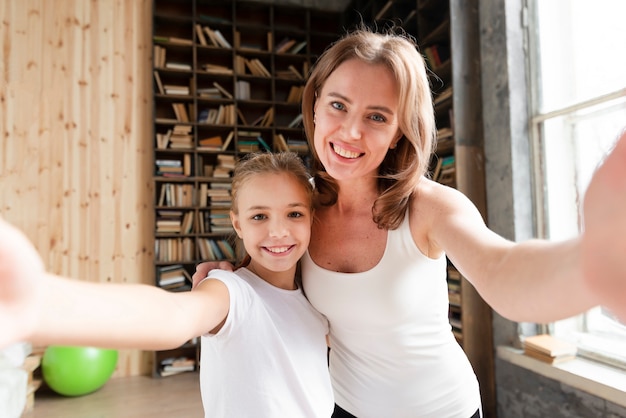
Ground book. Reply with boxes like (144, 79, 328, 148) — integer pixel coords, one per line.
(195, 23, 207, 46)
(256, 136, 272, 152)
(157, 265, 191, 287)
(165, 62, 192, 71)
(212, 81, 233, 99)
(212, 29, 232, 48)
(289, 40, 307, 54)
(523, 334, 577, 364)
(273, 133, 289, 152)
(221, 131, 235, 151)
(163, 85, 190, 96)
(287, 113, 303, 128)
(198, 135, 223, 150)
(153, 71, 165, 95)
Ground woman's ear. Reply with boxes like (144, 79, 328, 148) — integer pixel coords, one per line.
(390, 130, 403, 148)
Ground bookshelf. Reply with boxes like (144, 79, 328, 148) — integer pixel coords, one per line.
(344, 0, 494, 416)
(151, 0, 343, 378)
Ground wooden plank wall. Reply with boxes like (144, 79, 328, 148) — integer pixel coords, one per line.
(0, 0, 154, 377)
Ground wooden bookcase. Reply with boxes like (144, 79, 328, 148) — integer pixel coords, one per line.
(345, 0, 495, 416)
(150, 0, 343, 377)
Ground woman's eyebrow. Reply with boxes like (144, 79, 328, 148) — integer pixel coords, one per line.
(326, 92, 394, 115)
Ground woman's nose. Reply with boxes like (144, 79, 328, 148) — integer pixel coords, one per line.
(342, 114, 363, 140)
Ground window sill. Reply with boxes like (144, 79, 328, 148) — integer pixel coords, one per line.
(496, 345, 626, 408)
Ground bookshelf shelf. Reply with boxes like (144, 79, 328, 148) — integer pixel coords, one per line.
(151, 0, 343, 378)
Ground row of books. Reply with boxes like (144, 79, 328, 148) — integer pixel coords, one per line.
(155, 125, 193, 150)
(195, 23, 231, 48)
(198, 238, 236, 261)
(234, 55, 271, 77)
(153, 73, 233, 103)
(155, 154, 192, 178)
(197, 104, 236, 125)
(447, 266, 462, 307)
(155, 236, 236, 263)
(423, 44, 451, 70)
(163, 24, 309, 56)
(157, 183, 195, 207)
(156, 264, 192, 290)
(157, 182, 232, 209)
(432, 155, 455, 187)
(156, 210, 195, 234)
(157, 209, 237, 235)
(155, 131, 307, 155)
(155, 238, 195, 263)
(159, 355, 196, 377)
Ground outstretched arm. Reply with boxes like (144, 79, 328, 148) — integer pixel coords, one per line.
(581, 129, 626, 320)
(428, 130, 626, 323)
(0, 217, 229, 350)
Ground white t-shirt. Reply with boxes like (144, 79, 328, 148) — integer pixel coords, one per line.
(302, 214, 481, 418)
(199, 268, 333, 418)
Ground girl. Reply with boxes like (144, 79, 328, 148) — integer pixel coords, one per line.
(0, 152, 333, 418)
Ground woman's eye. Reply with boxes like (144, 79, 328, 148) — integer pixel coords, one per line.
(370, 114, 386, 123)
(331, 101, 345, 111)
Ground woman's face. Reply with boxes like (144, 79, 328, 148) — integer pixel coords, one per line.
(313, 58, 402, 183)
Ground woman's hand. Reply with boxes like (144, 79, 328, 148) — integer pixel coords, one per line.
(581, 130, 626, 321)
(192, 261, 235, 288)
(0, 217, 45, 348)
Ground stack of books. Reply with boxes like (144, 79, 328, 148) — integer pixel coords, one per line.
(523, 334, 577, 365)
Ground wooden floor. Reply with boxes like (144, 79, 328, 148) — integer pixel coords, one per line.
(23, 372, 203, 418)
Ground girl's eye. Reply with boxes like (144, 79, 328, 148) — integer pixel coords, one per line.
(252, 214, 267, 221)
(288, 211, 304, 218)
(331, 101, 345, 111)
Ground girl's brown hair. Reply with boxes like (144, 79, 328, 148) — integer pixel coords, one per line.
(302, 26, 436, 230)
(230, 152, 315, 215)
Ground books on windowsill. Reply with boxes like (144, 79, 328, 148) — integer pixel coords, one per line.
(523, 334, 577, 365)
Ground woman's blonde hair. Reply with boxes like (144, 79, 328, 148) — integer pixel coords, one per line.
(302, 26, 436, 230)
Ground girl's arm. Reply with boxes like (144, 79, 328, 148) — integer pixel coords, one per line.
(0, 217, 229, 350)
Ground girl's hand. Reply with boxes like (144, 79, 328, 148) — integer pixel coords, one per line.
(0, 217, 45, 347)
(581, 130, 626, 321)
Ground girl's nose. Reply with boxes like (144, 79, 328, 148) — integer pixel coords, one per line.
(268, 218, 289, 238)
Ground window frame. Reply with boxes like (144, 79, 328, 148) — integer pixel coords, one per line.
(526, 0, 626, 371)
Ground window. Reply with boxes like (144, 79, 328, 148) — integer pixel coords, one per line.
(528, 0, 626, 369)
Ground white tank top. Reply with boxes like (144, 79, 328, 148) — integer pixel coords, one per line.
(302, 213, 481, 418)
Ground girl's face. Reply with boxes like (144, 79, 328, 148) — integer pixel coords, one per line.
(230, 172, 312, 279)
(313, 58, 402, 182)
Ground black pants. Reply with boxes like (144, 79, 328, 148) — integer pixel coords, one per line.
(332, 404, 481, 418)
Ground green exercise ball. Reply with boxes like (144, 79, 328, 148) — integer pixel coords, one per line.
(42, 346, 118, 397)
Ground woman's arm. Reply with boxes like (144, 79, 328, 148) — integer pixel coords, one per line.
(420, 182, 596, 323)
(423, 130, 626, 323)
(0, 217, 229, 350)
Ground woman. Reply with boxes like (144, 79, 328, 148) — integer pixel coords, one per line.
(194, 27, 626, 418)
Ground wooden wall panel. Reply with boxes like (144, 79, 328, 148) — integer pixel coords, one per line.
(0, 0, 154, 377)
